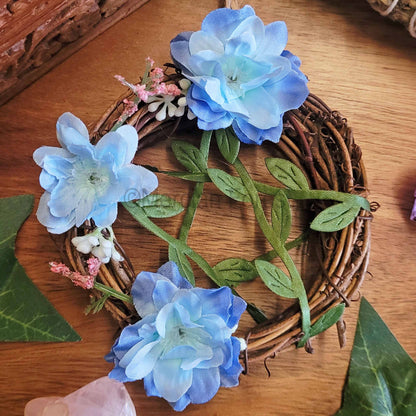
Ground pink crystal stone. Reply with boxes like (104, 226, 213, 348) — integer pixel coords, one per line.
(24, 376, 136, 416)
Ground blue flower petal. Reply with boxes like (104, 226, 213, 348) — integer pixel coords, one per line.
(91, 203, 118, 227)
(37, 192, 75, 234)
(143, 374, 161, 397)
(117, 165, 158, 202)
(95, 131, 129, 168)
(170, 394, 191, 412)
(114, 125, 138, 164)
(226, 15, 264, 57)
(227, 295, 247, 329)
(257, 21, 288, 58)
(170, 31, 194, 77)
(189, 31, 224, 56)
(33, 146, 72, 168)
(172, 290, 202, 322)
(170, 6, 308, 146)
(153, 359, 193, 402)
(39, 170, 57, 192)
(121, 340, 162, 380)
(187, 367, 220, 404)
(197, 286, 233, 321)
(49, 180, 80, 217)
(42, 155, 73, 179)
(157, 261, 193, 289)
(152, 280, 178, 311)
(219, 337, 243, 387)
(132, 271, 165, 316)
(56, 113, 94, 157)
(201, 6, 255, 42)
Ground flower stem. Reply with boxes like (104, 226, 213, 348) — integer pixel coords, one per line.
(124, 204, 226, 287)
(178, 131, 212, 241)
(94, 282, 132, 303)
(157, 170, 369, 210)
(255, 231, 309, 263)
(233, 157, 311, 343)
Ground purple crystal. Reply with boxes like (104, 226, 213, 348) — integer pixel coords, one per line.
(24, 377, 136, 416)
(411, 189, 416, 221)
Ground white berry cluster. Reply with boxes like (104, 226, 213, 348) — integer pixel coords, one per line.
(71, 228, 123, 264)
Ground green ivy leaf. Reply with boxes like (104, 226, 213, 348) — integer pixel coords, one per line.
(213, 258, 257, 286)
(271, 191, 292, 243)
(255, 260, 297, 298)
(0, 195, 80, 342)
(215, 128, 240, 164)
(265, 158, 310, 190)
(131, 194, 184, 218)
(310, 201, 360, 232)
(335, 297, 416, 416)
(171, 140, 207, 173)
(208, 169, 250, 202)
(168, 245, 195, 286)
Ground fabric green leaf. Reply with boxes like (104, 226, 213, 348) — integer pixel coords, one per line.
(255, 260, 297, 298)
(213, 258, 257, 286)
(162, 171, 210, 182)
(335, 297, 416, 416)
(171, 140, 207, 173)
(265, 158, 309, 190)
(168, 245, 195, 286)
(0, 195, 80, 342)
(208, 169, 250, 202)
(271, 191, 292, 243)
(215, 128, 240, 164)
(310, 201, 360, 232)
(310, 304, 345, 337)
(133, 194, 184, 218)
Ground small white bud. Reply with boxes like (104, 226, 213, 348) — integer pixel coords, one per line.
(71, 236, 84, 246)
(177, 97, 187, 107)
(237, 337, 247, 351)
(92, 246, 106, 259)
(87, 236, 99, 246)
(148, 101, 162, 113)
(179, 79, 191, 90)
(100, 238, 112, 248)
(76, 241, 92, 254)
(111, 249, 124, 262)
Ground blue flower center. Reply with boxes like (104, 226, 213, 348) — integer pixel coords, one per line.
(72, 158, 111, 196)
(219, 55, 271, 100)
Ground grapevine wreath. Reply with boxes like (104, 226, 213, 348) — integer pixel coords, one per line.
(34, 4, 373, 411)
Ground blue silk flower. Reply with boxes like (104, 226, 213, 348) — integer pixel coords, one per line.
(33, 112, 158, 234)
(106, 261, 247, 411)
(171, 6, 309, 145)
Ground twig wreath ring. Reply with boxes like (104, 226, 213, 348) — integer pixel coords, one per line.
(34, 5, 372, 411)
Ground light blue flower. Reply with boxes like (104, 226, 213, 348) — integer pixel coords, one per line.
(33, 112, 158, 234)
(106, 262, 246, 411)
(170, 6, 309, 145)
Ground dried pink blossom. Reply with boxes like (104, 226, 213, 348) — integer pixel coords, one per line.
(145, 56, 155, 67)
(134, 84, 150, 102)
(49, 261, 95, 290)
(49, 262, 71, 277)
(121, 99, 138, 117)
(87, 257, 102, 277)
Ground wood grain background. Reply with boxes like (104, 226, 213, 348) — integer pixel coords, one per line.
(0, 0, 415, 415)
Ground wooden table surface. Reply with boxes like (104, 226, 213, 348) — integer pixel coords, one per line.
(1, 0, 415, 415)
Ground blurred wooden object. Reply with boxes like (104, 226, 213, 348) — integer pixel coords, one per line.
(0, 0, 149, 105)
(367, 0, 416, 37)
